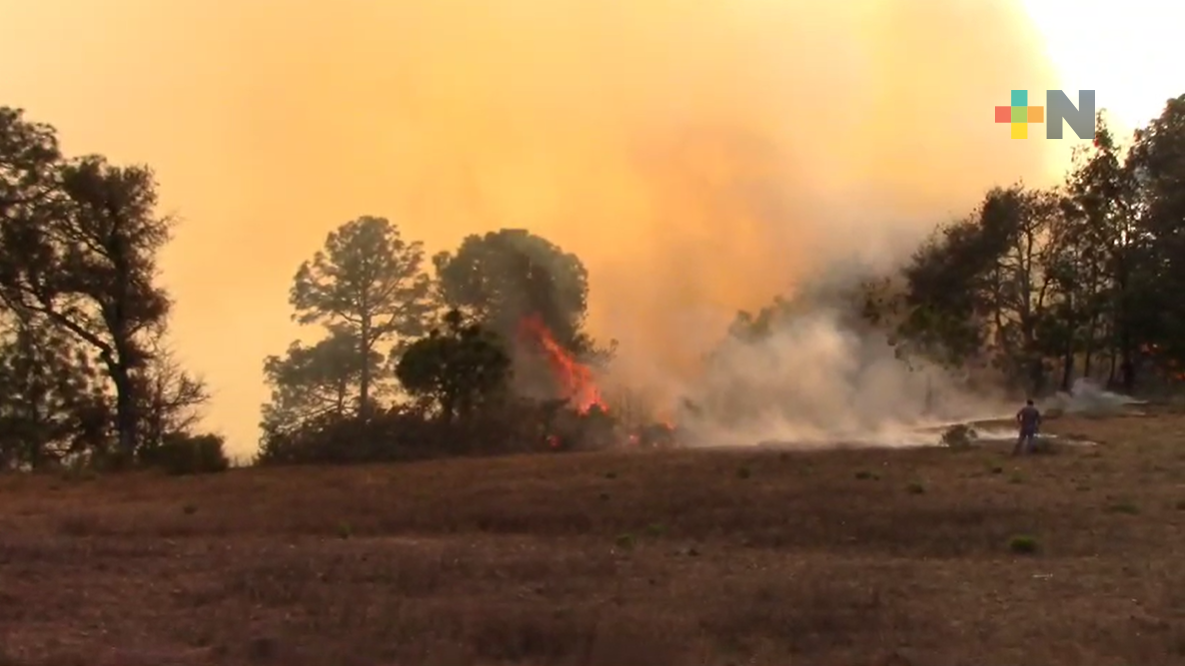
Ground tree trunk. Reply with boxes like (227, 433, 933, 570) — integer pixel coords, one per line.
(1082, 317, 1096, 380)
(26, 394, 44, 470)
(1120, 329, 1136, 393)
(1107, 346, 1118, 387)
(1060, 346, 1074, 391)
(109, 361, 137, 467)
(1029, 355, 1045, 397)
(358, 320, 371, 419)
(1121, 355, 1136, 393)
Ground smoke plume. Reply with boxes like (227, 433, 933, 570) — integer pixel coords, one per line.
(0, 0, 1060, 450)
(674, 269, 1015, 448)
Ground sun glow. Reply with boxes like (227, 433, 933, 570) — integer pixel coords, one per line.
(1021, 0, 1184, 135)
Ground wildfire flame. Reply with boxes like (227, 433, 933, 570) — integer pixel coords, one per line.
(517, 314, 607, 414)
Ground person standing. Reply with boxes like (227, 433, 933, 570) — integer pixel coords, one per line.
(1014, 399, 1042, 455)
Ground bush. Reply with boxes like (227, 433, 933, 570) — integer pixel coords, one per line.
(255, 399, 587, 466)
(256, 406, 441, 466)
(144, 432, 230, 475)
(940, 424, 977, 449)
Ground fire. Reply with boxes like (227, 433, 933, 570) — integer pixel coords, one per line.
(517, 314, 607, 413)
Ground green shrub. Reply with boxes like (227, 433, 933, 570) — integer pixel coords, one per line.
(1009, 535, 1039, 554)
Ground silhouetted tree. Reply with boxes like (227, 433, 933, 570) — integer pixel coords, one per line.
(395, 309, 511, 422)
(0, 154, 172, 464)
(1052, 115, 1140, 388)
(1126, 95, 1185, 382)
(290, 216, 433, 416)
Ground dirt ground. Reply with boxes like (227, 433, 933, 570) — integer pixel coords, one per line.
(3, 410, 1185, 666)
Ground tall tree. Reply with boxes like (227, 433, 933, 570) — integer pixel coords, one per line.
(980, 185, 1063, 392)
(1055, 115, 1140, 387)
(0, 155, 172, 462)
(290, 216, 432, 416)
(1126, 95, 1185, 380)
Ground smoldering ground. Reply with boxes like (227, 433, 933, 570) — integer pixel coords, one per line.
(0, 0, 1061, 450)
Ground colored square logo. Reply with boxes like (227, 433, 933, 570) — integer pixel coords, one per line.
(995, 90, 1052, 138)
(995, 92, 1045, 138)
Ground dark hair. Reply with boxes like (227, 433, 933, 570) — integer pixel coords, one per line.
(1026, 399, 1034, 405)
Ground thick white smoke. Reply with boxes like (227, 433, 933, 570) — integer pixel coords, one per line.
(667, 269, 1013, 448)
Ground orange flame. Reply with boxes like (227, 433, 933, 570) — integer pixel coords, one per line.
(518, 314, 607, 414)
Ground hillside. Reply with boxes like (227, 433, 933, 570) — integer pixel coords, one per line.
(2, 410, 1185, 665)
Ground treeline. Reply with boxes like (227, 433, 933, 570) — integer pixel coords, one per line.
(880, 99, 1185, 395)
(738, 98, 1185, 399)
(4, 94, 1184, 472)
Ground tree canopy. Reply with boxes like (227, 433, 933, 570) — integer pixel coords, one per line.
(433, 228, 593, 355)
(290, 216, 433, 416)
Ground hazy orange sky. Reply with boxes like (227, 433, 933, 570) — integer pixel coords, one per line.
(1, 0, 1072, 454)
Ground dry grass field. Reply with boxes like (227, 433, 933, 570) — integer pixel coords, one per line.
(3, 410, 1185, 665)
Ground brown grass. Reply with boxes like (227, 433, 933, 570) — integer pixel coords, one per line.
(3, 411, 1185, 665)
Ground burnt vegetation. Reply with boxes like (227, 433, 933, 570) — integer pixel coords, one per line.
(3, 97, 1185, 471)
